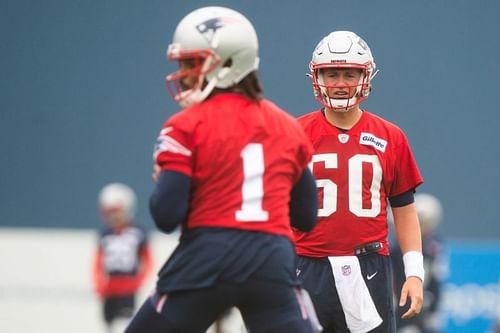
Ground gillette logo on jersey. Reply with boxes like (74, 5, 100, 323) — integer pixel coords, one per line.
(360, 132, 387, 152)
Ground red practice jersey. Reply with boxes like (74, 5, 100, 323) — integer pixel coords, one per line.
(155, 93, 312, 239)
(294, 110, 423, 256)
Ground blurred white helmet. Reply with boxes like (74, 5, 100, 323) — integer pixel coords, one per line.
(166, 6, 259, 108)
(310, 31, 377, 111)
(415, 193, 443, 233)
(98, 183, 137, 221)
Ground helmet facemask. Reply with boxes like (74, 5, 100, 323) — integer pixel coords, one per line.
(311, 63, 373, 112)
(165, 45, 221, 108)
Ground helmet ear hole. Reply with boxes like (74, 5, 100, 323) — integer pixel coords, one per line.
(223, 58, 233, 68)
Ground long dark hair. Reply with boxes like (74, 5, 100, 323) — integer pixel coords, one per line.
(209, 71, 263, 103)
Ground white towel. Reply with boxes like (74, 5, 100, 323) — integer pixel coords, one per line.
(328, 256, 383, 333)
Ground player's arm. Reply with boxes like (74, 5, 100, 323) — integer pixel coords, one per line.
(92, 248, 108, 297)
(149, 170, 191, 233)
(289, 168, 318, 232)
(391, 191, 424, 320)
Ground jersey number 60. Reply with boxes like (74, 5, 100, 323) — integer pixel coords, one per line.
(310, 153, 383, 218)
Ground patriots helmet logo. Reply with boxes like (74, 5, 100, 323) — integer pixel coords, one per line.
(196, 18, 224, 43)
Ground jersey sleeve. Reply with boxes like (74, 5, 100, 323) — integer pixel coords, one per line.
(291, 119, 314, 183)
(295, 138, 313, 181)
(389, 133, 423, 196)
(153, 112, 195, 177)
(92, 248, 106, 297)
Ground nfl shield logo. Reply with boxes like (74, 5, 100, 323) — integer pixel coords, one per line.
(341, 265, 351, 276)
(338, 133, 349, 143)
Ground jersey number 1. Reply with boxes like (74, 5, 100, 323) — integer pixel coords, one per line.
(236, 143, 269, 222)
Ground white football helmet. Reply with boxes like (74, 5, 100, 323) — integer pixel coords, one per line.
(98, 183, 137, 221)
(166, 6, 259, 108)
(310, 31, 377, 111)
(415, 193, 443, 234)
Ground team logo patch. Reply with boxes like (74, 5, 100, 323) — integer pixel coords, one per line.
(338, 133, 349, 144)
(196, 16, 242, 45)
(196, 18, 224, 43)
(341, 265, 351, 276)
(153, 127, 192, 158)
(359, 132, 387, 152)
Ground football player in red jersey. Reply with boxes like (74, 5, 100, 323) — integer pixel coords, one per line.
(92, 183, 153, 333)
(125, 6, 321, 333)
(293, 31, 424, 333)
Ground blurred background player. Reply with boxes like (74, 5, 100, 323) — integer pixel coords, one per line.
(293, 30, 424, 332)
(92, 183, 153, 333)
(391, 193, 446, 333)
(125, 6, 321, 333)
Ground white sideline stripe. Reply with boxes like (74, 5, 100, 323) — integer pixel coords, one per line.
(155, 294, 167, 313)
(294, 288, 308, 320)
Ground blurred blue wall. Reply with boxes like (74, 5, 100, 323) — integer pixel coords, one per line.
(2, 0, 500, 239)
(441, 241, 500, 332)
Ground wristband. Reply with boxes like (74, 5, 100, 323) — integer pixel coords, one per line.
(402, 251, 425, 282)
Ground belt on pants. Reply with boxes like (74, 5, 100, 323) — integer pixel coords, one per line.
(354, 241, 384, 256)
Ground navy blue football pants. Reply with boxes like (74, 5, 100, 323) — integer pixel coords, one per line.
(297, 253, 396, 333)
(103, 294, 135, 324)
(125, 280, 316, 333)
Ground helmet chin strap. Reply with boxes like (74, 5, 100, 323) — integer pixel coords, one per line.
(177, 90, 203, 108)
(323, 90, 359, 112)
(178, 67, 231, 108)
(331, 105, 351, 113)
(329, 92, 360, 111)
(326, 70, 370, 112)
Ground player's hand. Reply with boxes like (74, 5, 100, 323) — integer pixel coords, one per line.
(152, 163, 161, 182)
(399, 276, 423, 319)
